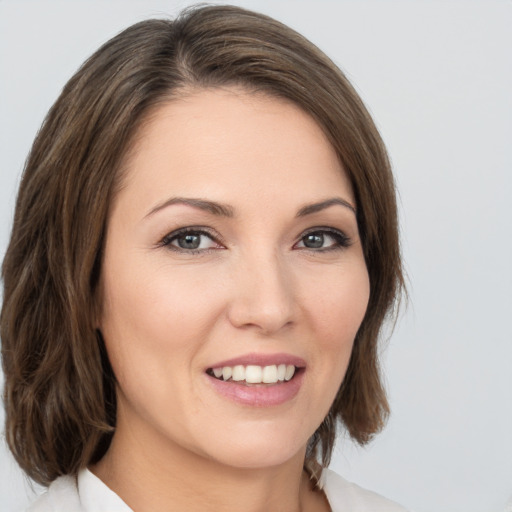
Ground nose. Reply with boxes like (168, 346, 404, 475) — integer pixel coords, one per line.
(226, 250, 297, 335)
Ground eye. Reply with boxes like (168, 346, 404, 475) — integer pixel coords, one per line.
(295, 228, 351, 251)
(161, 228, 223, 253)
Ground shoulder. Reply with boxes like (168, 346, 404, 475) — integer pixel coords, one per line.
(25, 475, 81, 512)
(321, 468, 410, 512)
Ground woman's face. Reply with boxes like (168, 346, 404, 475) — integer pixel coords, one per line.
(99, 88, 370, 470)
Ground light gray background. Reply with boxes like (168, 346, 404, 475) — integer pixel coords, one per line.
(1, 1, 511, 511)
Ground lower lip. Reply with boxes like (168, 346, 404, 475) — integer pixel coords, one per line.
(206, 370, 305, 407)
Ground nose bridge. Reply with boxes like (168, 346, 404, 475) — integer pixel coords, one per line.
(227, 245, 296, 334)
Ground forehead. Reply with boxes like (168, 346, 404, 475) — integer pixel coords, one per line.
(117, 87, 354, 214)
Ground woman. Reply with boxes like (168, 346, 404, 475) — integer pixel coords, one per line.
(1, 5, 406, 511)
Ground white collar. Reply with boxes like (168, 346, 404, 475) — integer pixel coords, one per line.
(78, 469, 132, 512)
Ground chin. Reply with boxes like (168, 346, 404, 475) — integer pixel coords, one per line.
(194, 427, 308, 470)
(214, 447, 304, 471)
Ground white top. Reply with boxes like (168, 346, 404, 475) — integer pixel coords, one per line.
(26, 468, 409, 511)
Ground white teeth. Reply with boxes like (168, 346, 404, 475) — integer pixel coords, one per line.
(262, 365, 278, 383)
(245, 365, 262, 383)
(211, 364, 298, 384)
(222, 366, 232, 381)
(284, 365, 295, 381)
(232, 365, 245, 381)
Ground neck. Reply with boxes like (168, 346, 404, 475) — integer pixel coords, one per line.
(91, 425, 327, 512)
(90, 400, 330, 512)
(91, 439, 328, 512)
(91, 433, 329, 512)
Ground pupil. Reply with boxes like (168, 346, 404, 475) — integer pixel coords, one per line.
(179, 234, 200, 249)
(304, 233, 323, 248)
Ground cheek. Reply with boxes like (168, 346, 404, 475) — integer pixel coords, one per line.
(307, 263, 370, 346)
(303, 261, 370, 400)
(99, 260, 223, 378)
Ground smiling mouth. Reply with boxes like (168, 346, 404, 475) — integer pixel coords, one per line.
(206, 364, 302, 385)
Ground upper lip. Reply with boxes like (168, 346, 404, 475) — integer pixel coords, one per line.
(207, 352, 306, 370)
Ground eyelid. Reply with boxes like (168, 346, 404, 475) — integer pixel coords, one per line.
(294, 226, 352, 250)
(159, 226, 225, 253)
(158, 225, 352, 254)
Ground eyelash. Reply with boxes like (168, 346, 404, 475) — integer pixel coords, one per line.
(159, 226, 352, 255)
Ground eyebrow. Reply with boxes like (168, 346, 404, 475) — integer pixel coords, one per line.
(296, 197, 356, 217)
(145, 196, 356, 219)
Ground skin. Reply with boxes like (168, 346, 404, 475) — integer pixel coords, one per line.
(93, 87, 370, 512)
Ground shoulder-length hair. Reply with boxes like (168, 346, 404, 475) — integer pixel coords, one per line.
(1, 4, 403, 486)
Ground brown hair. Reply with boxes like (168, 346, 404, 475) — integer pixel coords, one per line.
(1, 4, 403, 486)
